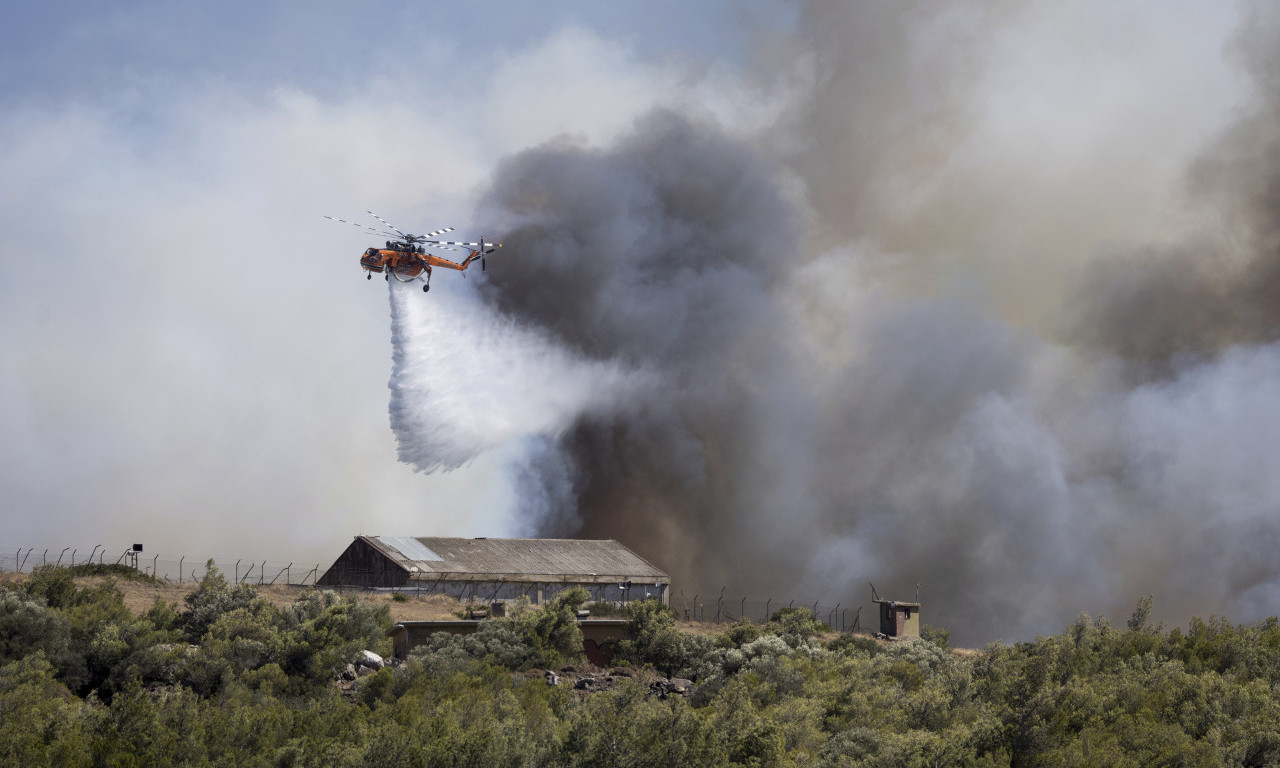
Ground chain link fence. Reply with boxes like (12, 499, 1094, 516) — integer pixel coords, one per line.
(671, 589, 864, 632)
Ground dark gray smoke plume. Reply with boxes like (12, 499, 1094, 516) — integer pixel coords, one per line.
(1070, 3, 1280, 376)
(448, 1, 1280, 644)
(477, 110, 806, 587)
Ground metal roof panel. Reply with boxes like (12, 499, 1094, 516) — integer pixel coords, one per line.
(366, 537, 667, 581)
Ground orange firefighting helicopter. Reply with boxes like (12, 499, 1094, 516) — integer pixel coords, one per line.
(324, 210, 502, 292)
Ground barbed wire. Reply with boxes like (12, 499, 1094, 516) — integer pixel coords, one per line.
(0, 545, 322, 587)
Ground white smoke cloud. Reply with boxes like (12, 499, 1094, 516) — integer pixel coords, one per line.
(386, 280, 649, 473)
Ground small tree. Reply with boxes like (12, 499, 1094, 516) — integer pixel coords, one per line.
(520, 586, 589, 667)
(1127, 595, 1154, 632)
(615, 598, 687, 676)
(182, 561, 265, 642)
(24, 566, 77, 609)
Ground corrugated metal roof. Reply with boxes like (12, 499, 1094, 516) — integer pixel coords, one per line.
(365, 536, 668, 583)
(379, 536, 442, 563)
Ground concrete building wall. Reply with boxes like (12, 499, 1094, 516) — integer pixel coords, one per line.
(317, 538, 410, 588)
(876, 601, 920, 638)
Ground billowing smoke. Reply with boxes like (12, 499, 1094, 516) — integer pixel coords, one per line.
(389, 1, 1280, 644)
(1070, 3, 1280, 376)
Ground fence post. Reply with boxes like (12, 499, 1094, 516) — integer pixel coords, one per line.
(235, 560, 240, 583)
(57, 548, 69, 567)
(89, 545, 101, 565)
(269, 563, 291, 586)
(259, 561, 266, 585)
(741, 596, 747, 621)
(179, 556, 184, 584)
(152, 554, 159, 577)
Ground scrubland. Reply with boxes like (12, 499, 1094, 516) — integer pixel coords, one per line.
(3, 567, 1280, 766)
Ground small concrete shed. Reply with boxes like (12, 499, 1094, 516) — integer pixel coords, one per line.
(874, 598, 921, 639)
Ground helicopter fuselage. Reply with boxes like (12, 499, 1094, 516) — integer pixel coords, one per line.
(359, 245, 480, 279)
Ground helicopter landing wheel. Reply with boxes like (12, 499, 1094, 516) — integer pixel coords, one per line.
(423, 284, 430, 293)
(367, 273, 372, 280)
(385, 274, 389, 281)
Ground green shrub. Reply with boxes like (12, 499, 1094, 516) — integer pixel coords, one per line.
(410, 620, 537, 672)
(67, 563, 160, 583)
(718, 618, 761, 648)
(24, 566, 77, 609)
(0, 590, 86, 687)
(182, 562, 265, 642)
(518, 586, 589, 667)
(827, 633, 882, 657)
(613, 598, 688, 676)
(582, 600, 623, 618)
(920, 624, 951, 650)
(765, 607, 827, 647)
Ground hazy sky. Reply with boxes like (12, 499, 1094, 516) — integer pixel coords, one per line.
(3, 0, 1272, 642)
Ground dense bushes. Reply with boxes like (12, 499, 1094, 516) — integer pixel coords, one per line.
(5, 574, 1280, 766)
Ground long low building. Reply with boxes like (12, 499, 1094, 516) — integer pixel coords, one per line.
(317, 535, 670, 605)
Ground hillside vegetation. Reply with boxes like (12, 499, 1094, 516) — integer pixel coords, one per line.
(3, 567, 1280, 766)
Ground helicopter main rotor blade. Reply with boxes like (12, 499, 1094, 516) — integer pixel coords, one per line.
(423, 240, 503, 249)
(323, 215, 399, 238)
(366, 210, 409, 240)
(400, 227, 455, 244)
(324, 216, 402, 239)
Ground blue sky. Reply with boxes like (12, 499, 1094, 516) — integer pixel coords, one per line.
(0, 2, 784, 101)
